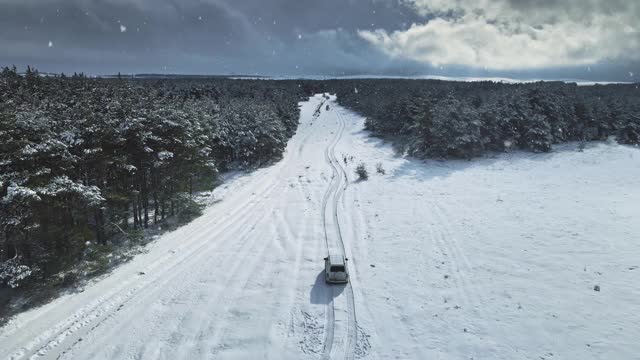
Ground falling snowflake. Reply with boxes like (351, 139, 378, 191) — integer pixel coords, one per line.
(120, 24, 127, 33)
(630, 72, 634, 78)
(298, 34, 302, 39)
(48, 41, 53, 48)
(198, 16, 202, 21)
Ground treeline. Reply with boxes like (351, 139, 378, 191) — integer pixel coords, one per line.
(2, 72, 639, 290)
(0, 67, 305, 288)
(322, 79, 640, 158)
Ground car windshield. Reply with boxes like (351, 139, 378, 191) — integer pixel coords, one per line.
(330, 265, 345, 272)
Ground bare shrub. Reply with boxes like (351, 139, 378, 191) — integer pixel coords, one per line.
(355, 163, 368, 180)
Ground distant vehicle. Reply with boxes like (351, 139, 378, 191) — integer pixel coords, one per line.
(324, 254, 349, 283)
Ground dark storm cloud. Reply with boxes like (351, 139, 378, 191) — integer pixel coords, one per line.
(0, 0, 263, 72)
(0, 0, 637, 81)
(0, 0, 421, 75)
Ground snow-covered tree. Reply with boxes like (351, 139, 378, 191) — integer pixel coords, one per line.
(0, 67, 305, 287)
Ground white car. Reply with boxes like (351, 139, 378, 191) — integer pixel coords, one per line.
(324, 254, 349, 283)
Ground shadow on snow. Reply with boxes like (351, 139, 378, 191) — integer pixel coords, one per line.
(310, 270, 346, 305)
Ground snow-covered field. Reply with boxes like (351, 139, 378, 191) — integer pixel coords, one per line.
(339, 117, 640, 360)
(231, 74, 631, 86)
(1, 95, 639, 359)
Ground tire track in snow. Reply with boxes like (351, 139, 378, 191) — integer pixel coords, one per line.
(70, 199, 277, 359)
(430, 201, 519, 355)
(206, 217, 281, 354)
(150, 127, 314, 358)
(292, 178, 330, 356)
(428, 203, 476, 311)
(154, 200, 279, 358)
(191, 96, 321, 358)
(319, 99, 359, 360)
(198, 98, 322, 358)
(207, 176, 308, 354)
(333, 109, 366, 359)
(319, 101, 344, 359)
(275, 200, 309, 352)
(297, 103, 322, 157)
(10, 160, 286, 360)
(277, 133, 320, 355)
(51, 180, 283, 360)
(335, 109, 371, 359)
(426, 196, 521, 357)
(430, 200, 484, 312)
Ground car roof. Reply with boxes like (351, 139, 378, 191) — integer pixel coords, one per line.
(327, 255, 345, 265)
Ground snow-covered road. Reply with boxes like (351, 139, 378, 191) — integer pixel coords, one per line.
(0, 94, 366, 360)
(2, 94, 640, 360)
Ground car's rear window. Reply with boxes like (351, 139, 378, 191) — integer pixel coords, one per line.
(330, 265, 345, 272)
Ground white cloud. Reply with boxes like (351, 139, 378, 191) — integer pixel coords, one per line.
(360, 0, 640, 70)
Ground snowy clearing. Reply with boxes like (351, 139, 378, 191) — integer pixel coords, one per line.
(1, 95, 639, 359)
(338, 118, 640, 360)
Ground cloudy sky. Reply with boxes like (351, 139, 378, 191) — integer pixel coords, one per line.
(0, 0, 638, 81)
